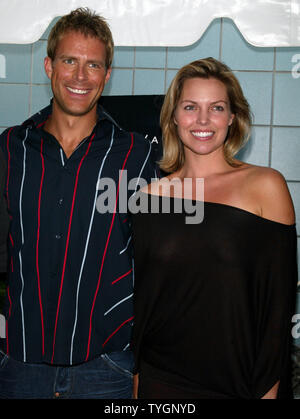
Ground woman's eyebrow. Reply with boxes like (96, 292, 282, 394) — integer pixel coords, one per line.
(180, 99, 229, 104)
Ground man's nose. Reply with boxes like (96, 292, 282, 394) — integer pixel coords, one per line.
(74, 63, 88, 81)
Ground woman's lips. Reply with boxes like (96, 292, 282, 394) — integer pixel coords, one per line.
(191, 130, 214, 140)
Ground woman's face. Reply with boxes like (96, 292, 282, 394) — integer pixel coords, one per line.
(174, 77, 234, 159)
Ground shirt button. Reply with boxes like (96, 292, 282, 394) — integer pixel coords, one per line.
(58, 198, 63, 205)
(55, 234, 61, 240)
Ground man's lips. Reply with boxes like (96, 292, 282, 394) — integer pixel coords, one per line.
(66, 86, 90, 95)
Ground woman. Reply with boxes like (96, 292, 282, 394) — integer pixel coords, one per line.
(131, 58, 298, 399)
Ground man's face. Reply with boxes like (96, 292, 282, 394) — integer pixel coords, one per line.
(44, 31, 111, 117)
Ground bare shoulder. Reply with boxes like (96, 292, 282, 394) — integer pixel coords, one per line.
(139, 178, 164, 195)
(140, 176, 181, 196)
(246, 165, 295, 225)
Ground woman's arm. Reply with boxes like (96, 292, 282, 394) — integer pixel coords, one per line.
(258, 168, 295, 225)
(250, 167, 296, 399)
(133, 374, 139, 399)
(261, 381, 279, 399)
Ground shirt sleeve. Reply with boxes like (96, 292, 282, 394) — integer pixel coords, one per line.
(0, 147, 9, 272)
(252, 225, 298, 399)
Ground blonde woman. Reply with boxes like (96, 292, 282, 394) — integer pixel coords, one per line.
(131, 58, 298, 399)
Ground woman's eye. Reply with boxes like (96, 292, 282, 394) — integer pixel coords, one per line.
(184, 105, 195, 111)
(211, 105, 224, 112)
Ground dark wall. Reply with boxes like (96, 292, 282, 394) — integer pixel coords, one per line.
(99, 95, 164, 163)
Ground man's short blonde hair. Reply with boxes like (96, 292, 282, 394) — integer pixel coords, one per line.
(47, 7, 114, 69)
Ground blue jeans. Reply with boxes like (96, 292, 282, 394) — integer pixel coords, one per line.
(0, 349, 134, 399)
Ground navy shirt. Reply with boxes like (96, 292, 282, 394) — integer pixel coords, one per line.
(0, 103, 157, 365)
(0, 150, 9, 272)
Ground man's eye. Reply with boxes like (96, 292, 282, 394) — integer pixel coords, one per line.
(63, 58, 74, 65)
(88, 63, 101, 69)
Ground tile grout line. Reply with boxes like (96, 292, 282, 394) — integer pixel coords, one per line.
(132, 48, 136, 95)
(219, 18, 223, 61)
(0, 68, 298, 84)
(268, 47, 276, 167)
(164, 47, 168, 93)
(28, 44, 34, 117)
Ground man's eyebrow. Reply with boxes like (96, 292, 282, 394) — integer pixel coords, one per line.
(57, 54, 76, 60)
(57, 55, 105, 65)
(87, 59, 105, 65)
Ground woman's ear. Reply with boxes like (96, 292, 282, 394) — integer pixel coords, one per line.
(228, 113, 235, 126)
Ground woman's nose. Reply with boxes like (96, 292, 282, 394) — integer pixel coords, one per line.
(196, 108, 210, 124)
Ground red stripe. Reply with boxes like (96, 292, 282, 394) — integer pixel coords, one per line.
(85, 133, 134, 361)
(102, 316, 134, 348)
(5, 128, 14, 209)
(9, 233, 14, 273)
(51, 134, 95, 363)
(37, 121, 47, 129)
(112, 268, 133, 285)
(9, 233, 14, 246)
(36, 139, 45, 355)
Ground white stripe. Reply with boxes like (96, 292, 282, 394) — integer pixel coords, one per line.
(59, 148, 65, 166)
(132, 257, 135, 287)
(104, 293, 133, 317)
(119, 235, 132, 255)
(133, 140, 152, 195)
(18, 254, 26, 361)
(18, 128, 29, 362)
(73, 137, 89, 153)
(69, 126, 115, 365)
(101, 110, 122, 130)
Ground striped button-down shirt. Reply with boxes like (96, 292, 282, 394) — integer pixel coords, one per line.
(0, 103, 156, 365)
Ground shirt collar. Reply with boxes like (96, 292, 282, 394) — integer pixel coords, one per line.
(21, 100, 122, 131)
(96, 103, 122, 130)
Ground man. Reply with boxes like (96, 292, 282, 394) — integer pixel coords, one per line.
(0, 8, 155, 399)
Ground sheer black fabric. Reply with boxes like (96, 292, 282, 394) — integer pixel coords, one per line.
(131, 194, 298, 399)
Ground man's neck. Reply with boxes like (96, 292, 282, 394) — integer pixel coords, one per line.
(44, 105, 98, 158)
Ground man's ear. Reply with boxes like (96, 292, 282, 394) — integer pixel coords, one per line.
(44, 57, 53, 80)
(104, 67, 112, 85)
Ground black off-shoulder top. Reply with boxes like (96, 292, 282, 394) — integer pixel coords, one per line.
(131, 194, 298, 399)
